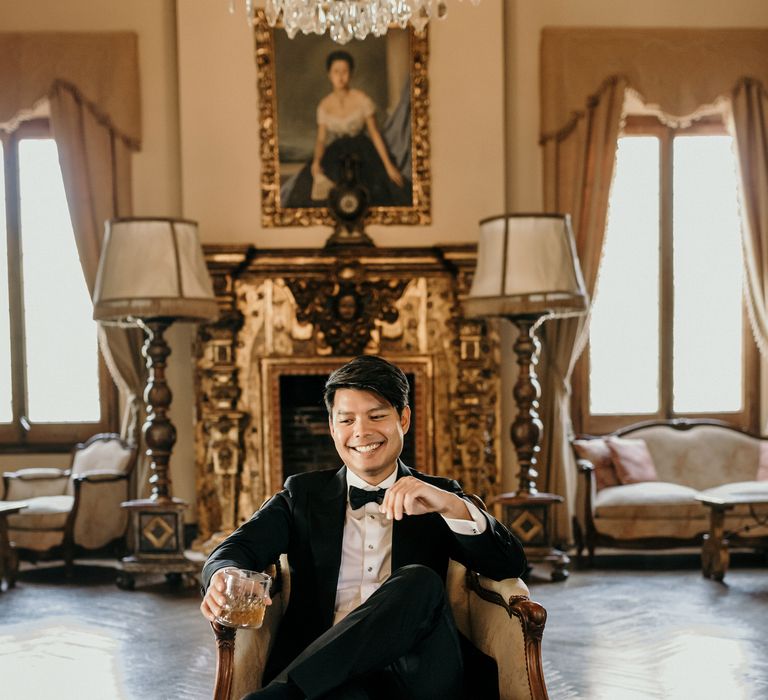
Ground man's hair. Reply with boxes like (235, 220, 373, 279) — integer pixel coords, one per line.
(326, 50, 354, 72)
(324, 356, 409, 416)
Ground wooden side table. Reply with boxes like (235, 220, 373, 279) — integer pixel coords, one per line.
(696, 493, 768, 582)
(0, 502, 28, 591)
(492, 492, 570, 581)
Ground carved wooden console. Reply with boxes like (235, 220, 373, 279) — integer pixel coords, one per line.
(193, 245, 502, 552)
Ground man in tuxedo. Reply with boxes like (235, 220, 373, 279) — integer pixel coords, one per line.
(201, 355, 527, 699)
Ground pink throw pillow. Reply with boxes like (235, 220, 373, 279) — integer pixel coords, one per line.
(606, 437, 659, 485)
(758, 442, 768, 481)
(573, 439, 620, 490)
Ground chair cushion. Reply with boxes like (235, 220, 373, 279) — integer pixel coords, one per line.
(573, 438, 620, 490)
(6, 495, 74, 530)
(595, 482, 702, 519)
(607, 437, 659, 484)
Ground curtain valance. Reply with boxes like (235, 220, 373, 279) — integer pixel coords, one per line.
(541, 27, 768, 141)
(0, 32, 141, 148)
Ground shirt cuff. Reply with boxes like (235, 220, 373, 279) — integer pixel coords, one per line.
(442, 498, 488, 535)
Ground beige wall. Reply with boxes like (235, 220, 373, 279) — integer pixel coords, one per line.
(176, 0, 507, 247)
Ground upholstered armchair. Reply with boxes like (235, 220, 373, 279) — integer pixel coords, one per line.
(211, 553, 549, 700)
(2, 433, 137, 574)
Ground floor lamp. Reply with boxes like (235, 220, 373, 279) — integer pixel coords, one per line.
(464, 214, 587, 581)
(93, 218, 219, 589)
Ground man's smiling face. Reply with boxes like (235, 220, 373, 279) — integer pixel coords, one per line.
(328, 388, 411, 485)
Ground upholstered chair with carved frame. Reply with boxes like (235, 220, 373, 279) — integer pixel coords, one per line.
(2, 433, 137, 575)
(210, 496, 549, 700)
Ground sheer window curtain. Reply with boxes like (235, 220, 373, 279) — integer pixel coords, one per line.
(732, 79, 768, 361)
(0, 32, 148, 496)
(538, 28, 768, 544)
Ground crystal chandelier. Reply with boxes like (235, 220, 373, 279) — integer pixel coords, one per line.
(230, 1, 481, 44)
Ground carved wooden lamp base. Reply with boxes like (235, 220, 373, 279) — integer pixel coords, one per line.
(115, 498, 201, 590)
(492, 491, 569, 582)
(495, 314, 570, 582)
(115, 319, 201, 590)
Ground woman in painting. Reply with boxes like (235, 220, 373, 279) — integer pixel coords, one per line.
(283, 50, 412, 208)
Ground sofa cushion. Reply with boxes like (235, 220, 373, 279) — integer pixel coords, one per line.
(607, 437, 659, 484)
(758, 443, 768, 481)
(573, 439, 620, 490)
(595, 482, 703, 519)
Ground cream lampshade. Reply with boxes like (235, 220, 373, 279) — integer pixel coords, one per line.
(464, 213, 587, 319)
(93, 218, 218, 323)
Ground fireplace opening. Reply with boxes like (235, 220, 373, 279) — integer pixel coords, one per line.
(279, 373, 417, 478)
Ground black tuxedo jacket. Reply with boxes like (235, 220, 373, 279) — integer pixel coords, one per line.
(203, 462, 527, 682)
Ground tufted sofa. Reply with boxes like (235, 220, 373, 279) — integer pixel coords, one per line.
(571, 419, 768, 561)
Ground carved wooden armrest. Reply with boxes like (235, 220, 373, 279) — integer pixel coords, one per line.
(466, 571, 548, 700)
(574, 459, 596, 522)
(211, 561, 285, 700)
(212, 621, 238, 700)
(72, 471, 129, 484)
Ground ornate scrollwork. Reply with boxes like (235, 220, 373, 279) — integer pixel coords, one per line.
(450, 319, 501, 501)
(194, 252, 251, 551)
(286, 263, 408, 356)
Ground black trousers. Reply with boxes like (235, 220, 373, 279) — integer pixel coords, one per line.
(247, 564, 465, 700)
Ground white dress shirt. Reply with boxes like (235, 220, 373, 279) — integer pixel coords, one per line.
(333, 466, 487, 624)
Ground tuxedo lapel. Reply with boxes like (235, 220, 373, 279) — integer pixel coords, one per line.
(308, 465, 347, 625)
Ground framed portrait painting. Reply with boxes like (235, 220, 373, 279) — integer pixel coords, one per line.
(254, 10, 431, 227)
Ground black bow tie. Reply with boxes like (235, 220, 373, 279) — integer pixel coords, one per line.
(349, 485, 387, 510)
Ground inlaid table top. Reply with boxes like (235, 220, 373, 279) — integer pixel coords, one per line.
(696, 493, 768, 508)
(1, 501, 29, 591)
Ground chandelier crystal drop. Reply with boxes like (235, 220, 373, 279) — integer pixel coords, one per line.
(230, 0, 481, 44)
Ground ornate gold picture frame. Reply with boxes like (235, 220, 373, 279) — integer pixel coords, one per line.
(253, 10, 431, 227)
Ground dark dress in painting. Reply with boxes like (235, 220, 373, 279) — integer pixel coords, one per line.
(283, 94, 412, 208)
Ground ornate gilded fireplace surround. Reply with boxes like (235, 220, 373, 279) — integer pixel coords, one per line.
(193, 245, 502, 552)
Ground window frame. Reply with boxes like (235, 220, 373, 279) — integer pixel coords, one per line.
(0, 119, 117, 451)
(573, 114, 759, 435)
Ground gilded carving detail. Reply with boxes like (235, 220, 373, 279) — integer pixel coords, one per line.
(194, 274, 249, 552)
(285, 264, 409, 357)
(451, 318, 502, 502)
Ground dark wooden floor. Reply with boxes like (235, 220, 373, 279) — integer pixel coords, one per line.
(1, 552, 766, 699)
